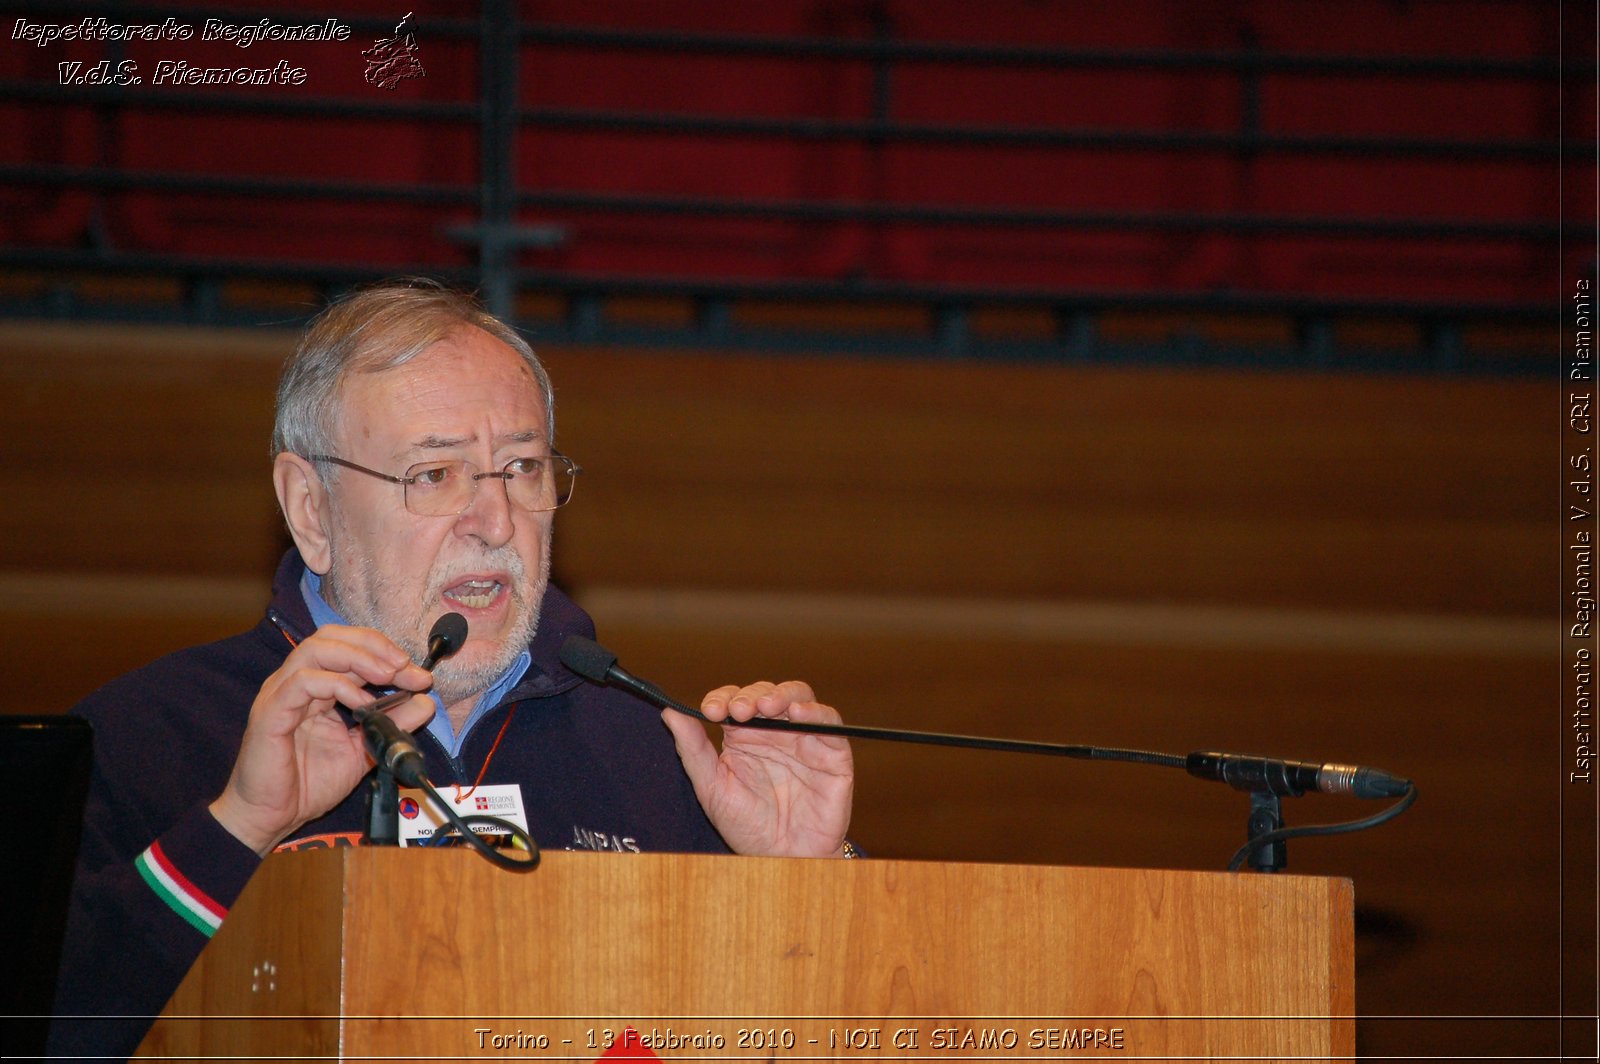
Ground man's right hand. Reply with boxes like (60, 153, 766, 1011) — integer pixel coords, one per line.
(209, 625, 436, 856)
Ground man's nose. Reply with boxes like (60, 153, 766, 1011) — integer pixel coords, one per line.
(454, 471, 515, 547)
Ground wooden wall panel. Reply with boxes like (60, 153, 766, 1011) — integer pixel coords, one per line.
(0, 321, 1554, 1059)
(2, 323, 1546, 610)
(543, 350, 1544, 613)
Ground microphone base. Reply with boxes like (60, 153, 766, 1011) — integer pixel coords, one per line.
(1245, 791, 1286, 873)
(365, 765, 401, 846)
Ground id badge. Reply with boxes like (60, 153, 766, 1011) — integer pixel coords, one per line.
(395, 783, 529, 847)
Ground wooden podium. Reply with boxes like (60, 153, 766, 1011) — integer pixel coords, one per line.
(138, 848, 1353, 1061)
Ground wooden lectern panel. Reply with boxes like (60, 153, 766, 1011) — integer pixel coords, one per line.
(141, 848, 1352, 1061)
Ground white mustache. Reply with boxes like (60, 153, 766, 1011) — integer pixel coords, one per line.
(428, 550, 528, 601)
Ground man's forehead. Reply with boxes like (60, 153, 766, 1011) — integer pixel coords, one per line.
(356, 323, 527, 375)
(352, 327, 535, 391)
(333, 328, 548, 446)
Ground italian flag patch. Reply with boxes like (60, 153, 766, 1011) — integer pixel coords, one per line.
(135, 840, 226, 936)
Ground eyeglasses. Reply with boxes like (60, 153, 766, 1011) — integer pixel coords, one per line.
(306, 453, 580, 516)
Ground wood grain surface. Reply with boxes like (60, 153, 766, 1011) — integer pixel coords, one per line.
(142, 848, 1354, 1061)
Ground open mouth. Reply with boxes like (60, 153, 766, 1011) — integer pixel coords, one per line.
(443, 578, 505, 610)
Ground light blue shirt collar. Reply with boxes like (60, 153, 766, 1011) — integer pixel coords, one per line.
(299, 569, 531, 759)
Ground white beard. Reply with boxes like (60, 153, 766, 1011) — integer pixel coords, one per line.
(323, 527, 549, 708)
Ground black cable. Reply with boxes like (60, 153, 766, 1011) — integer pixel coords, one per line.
(1227, 783, 1418, 872)
(416, 778, 540, 872)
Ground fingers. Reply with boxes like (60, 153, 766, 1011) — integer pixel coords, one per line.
(215, 627, 437, 856)
(661, 708, 718, 795)
(700, 680, 821, 723)
(255, 626, 431, 733)
(292, 624, 431, 691)
(386, 692, 438, 734)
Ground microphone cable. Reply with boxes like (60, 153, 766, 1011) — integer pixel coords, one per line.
(1226, 782, 1417, 872)
(416, 780, 540, 872)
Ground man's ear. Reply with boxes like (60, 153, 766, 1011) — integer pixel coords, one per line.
(273, 453, 333, 574)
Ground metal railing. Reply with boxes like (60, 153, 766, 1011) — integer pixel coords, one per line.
(0, 0, 1584, 373)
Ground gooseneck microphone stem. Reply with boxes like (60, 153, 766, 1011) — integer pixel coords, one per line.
(560, 635, 1412, 796)
(558, 634, 1418, 873)
(568, 641, 1187, 770)
(356, 612, 474, 794)
(678, 694, 1185, 769)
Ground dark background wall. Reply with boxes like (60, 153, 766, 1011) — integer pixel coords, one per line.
(0, 1, 1587, 1059)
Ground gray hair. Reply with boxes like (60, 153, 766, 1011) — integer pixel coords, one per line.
(272, 278, 554, 459)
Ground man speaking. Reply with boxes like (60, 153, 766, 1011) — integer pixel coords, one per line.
(50, 279, 855, 1059)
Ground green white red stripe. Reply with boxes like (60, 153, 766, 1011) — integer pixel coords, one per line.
(135, 840, 226, 936)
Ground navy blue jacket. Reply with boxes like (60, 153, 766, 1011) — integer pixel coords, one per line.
(50, 551, 727, 1061)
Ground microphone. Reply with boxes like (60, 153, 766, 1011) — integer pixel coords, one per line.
(562, 635, 1412, 801)
(559, 635, 621, 684)
(1184, 751, 1411, 799)
(560, 636, 1417, 873)
(356, 613, 469, 787)
(423, 611, 468, 670)
(560, 636, 687, 714)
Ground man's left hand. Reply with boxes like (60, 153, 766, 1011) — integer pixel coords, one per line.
(662, 680, 853, 858)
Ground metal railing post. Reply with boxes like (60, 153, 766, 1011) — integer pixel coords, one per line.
(480, 0, 519, 319)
